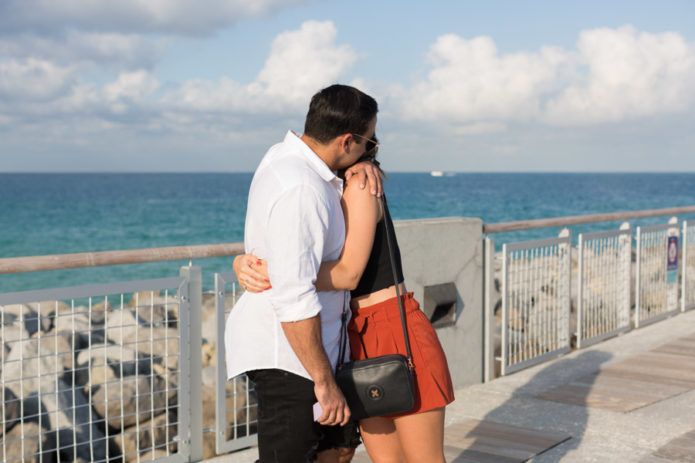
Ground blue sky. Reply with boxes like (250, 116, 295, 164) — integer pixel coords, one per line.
(1, 0, 694, 172)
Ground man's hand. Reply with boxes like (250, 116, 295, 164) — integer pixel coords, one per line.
(344, 161, 383, 197)
(314, 379, 351, 426)
(281, 316, 351, 427)
(233, 254, 270, 292)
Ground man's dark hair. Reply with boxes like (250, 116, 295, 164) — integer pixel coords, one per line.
(304, 84, 378, 144)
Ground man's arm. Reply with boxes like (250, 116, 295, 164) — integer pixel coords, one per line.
(281, 316, 350, 426)
(264, 185, 350, 426)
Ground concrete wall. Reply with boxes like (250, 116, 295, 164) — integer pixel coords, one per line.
(394, 217, 484, 388)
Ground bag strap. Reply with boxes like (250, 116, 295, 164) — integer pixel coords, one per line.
(381, 194, 413, 367)
(337, 194, 413, 369)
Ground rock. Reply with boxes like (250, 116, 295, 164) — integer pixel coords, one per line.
(201, 365, 216, 389)
(122, 328, 180, 370)
(1, 387, 20, 437)
(76, 343, 140, 373)
(53, 306, 92, 335)
(4, 338, 65, 398)
(129, 291, 179, 326)
(0, 322, 29, 352)
(33, 378, 109, 462)
(105, 308, 144, 344)
(2, 420, 55, 462)
(2, 303, 51, 337)
(90, 373, 176, 429)
(115, 412, 177, 462)
(202, 341, 215, 368)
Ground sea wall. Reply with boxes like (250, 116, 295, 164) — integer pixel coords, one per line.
(394, 217, 484, 388)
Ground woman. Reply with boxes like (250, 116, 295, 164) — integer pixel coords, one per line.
(235, 141, 454, 463)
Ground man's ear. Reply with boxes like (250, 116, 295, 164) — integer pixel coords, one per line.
(340, 133, 352, 152)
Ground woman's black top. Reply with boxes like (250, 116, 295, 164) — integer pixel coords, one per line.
(350, 201, 405, 298)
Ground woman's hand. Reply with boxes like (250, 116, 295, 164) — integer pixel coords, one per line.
(344, 161, 383, 197)
(233, 254, 271, 293)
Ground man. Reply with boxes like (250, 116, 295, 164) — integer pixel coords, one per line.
(225, 84, 381, 462)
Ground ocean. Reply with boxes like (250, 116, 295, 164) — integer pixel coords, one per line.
(2, 173, 695, 293)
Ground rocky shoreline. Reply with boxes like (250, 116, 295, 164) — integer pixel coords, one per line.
(0, 291, 255, 462)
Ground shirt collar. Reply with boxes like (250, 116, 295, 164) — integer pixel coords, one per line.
(285, 131, 341, 185)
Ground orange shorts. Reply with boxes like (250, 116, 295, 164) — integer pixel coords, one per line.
(348, 292, 455, 417)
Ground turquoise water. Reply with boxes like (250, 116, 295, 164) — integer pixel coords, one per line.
(2, 173, 695, 292)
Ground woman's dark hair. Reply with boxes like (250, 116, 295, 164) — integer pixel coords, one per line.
(304, 84, 378, 144)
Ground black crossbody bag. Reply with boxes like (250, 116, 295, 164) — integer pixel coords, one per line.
(334, 195, 415, 420)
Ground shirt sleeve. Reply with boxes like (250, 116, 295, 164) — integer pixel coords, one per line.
(265, 185, 331, 322)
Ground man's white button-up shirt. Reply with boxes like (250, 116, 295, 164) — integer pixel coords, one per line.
(225, 130, 348, 381)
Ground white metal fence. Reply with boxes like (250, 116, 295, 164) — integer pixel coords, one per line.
(683, 221, 695, 312)
(488, 216, 695, 378)
(499, 231, 572, 375)
(0, 277, 189, 463)
(213, 272, 257, 455)
(635, 221, 680, 328)
(576, 225, 632, 348)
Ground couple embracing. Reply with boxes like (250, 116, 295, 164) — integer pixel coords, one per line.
(225, 84, 454, 463)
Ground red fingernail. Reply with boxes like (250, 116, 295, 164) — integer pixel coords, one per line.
(264, 278, 269, 282)
(256, 260, 262, 265)
(267, 285, 272, 289)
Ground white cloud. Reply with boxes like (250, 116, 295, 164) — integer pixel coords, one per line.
(104, 70, 160, 102)
(257, 20, 358, 105)
(0, 32, 164, 69)
(399, 34, 572, 123)
(0, 58, 76, 100)
(0, 0, 309, 36)
(452, 122, 507, 135)
(165, 21, 358, 113)
(545, 26, 695, 125)
(397, 27, 695, 128)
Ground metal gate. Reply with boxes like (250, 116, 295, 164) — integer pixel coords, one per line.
(635, 220, 680, 328)
(500, 231, 572, 375)
(213, 272, 258, 455)
(576, 225, 632, 348)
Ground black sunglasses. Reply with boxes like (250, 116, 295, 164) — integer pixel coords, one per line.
(352, 133, 379, 155)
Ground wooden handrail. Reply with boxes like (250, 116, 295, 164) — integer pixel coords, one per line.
(483, 205, 695, 234)
(0, 242, 245, 275)
(3, 204, 694, 274)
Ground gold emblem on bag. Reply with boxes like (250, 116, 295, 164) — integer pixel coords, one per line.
(367, 385, 383, 400)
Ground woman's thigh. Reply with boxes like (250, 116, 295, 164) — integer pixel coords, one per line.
(359, 408, 446, 463)
(393, 408, 446, 463)
(359, 416, 405, 463)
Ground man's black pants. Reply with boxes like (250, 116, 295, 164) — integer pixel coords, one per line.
(247, 369, 359, 463)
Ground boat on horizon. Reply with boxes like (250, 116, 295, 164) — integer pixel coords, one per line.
(431, 170, 443, 177)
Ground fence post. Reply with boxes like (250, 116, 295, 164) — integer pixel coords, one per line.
(667, 217, 679, 314)
(619, 222, 632, 331)
(558, 228, 572, 350)
(180, 265, 203, 462)
(635, 227, 642, 328)
(684, 220, 689, 312)
(483, 237, 495, 382)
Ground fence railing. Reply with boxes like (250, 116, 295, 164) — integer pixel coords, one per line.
(635, 221, 681, 328)
(498, 232, 572, 375)
(683, 221, 695, 313)
(0, 276, 190, 463)
(485, 206, 695, 379)
(213, 273, 257, 455)
(576, 225, 632, 348)
(3, 205, 695, 460)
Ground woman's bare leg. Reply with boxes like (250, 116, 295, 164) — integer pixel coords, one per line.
(359, 416, 406, 463)
(360, 408, 446, 463)
(393, 408, 446, 463)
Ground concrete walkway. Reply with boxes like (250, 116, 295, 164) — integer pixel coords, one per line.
(211, 309, 695, 462)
